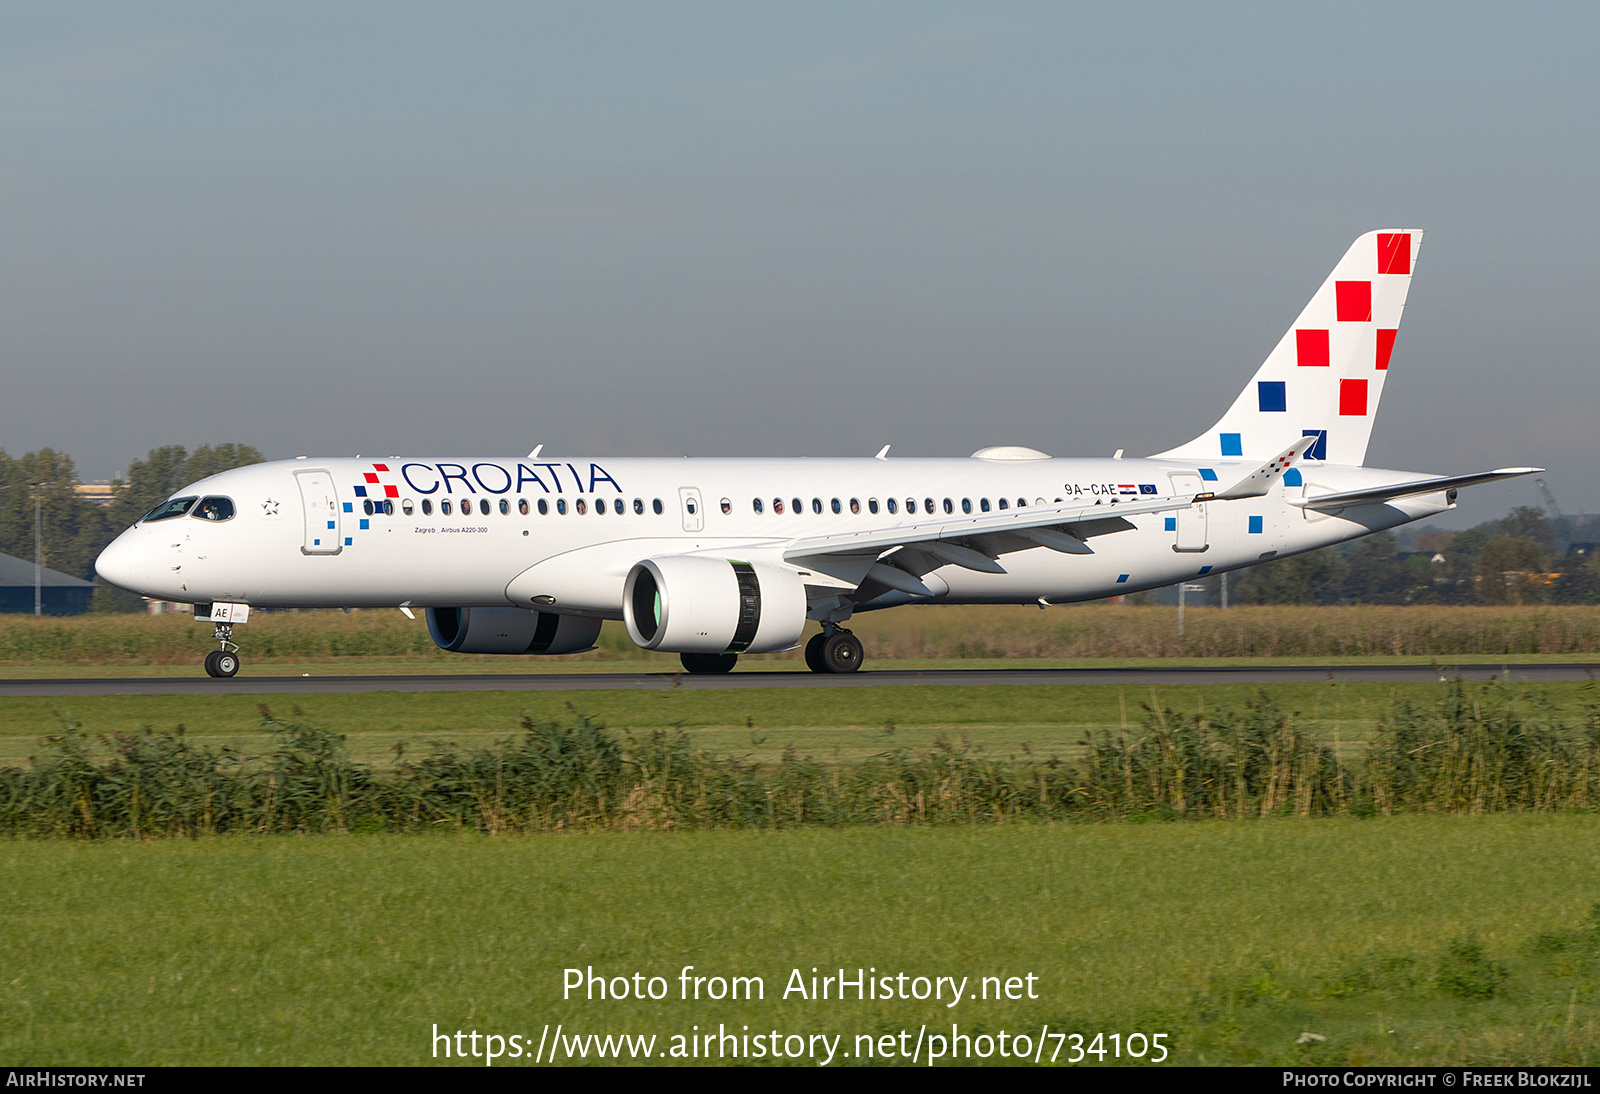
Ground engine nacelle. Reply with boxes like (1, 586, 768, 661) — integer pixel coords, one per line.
(624, 556, 806, 655)
(425, 607, 602, 655)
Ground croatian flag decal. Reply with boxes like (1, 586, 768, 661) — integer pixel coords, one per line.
(1117, 484, 1138, 495)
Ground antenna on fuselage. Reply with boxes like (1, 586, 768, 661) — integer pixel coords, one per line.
(875, 445, 891, 460)
(528, 444, 543, 458)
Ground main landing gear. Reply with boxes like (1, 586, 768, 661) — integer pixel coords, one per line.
(804, 625, 863, 674)
(204, 623, 241, 678)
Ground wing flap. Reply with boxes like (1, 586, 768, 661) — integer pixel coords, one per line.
(781, 495, 1193, 561)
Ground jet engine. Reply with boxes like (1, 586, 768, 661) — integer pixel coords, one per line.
(624, 557, 806, 654)
(425, 607, 602, 655)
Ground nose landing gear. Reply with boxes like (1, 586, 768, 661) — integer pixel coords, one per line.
(204, 623, 241, 678)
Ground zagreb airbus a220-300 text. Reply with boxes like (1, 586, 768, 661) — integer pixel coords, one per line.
(96, 231, 1538, 677)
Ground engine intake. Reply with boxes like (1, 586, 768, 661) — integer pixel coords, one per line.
(624, 557, 805, 654)
(425, 607, 602, 655)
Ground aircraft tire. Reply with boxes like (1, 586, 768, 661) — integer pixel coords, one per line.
(214, 651, 240, 678)
(203, 651, 221, 677)
(803, 633, 827, 673)
(680, 652, 738, 674)
(820, 631, 863, 674)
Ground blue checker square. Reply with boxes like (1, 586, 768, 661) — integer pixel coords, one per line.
(1220, 433, 1243, 456)
(1164, 517, 1176, 531)
(1198, 468, 1218, 482)
(1249, 515, 1264, 534)
(1198, 565, 1213, 575)
(354, 485, 368, 497)
(1257, 381, 1286, 412)
(1116, 574, 1129, 584)
(326, 520, 335, 529)
(1301, 429, 1327, 461)
(343, 502, 353, 512)
(360, 519, 370, 529)
(344, 537, 353, 546)
(1283, 468, 1303, 487)
(313, 538, 320, 546)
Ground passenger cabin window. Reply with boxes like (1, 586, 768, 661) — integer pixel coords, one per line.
(849, 498, 860, 514)
(479, 499, 491, 516)
(812, 498, 823, 514)
(557, 499, 568, 515)
(613, 498, 624, 514)
(142, 496, 197, 523)
(652, 499, 663, 515)
(998, 498, 1008, 510)
(576, 499, 587, 515)
(752, 498, 764, 514)
(773, 498, 785, 514)
(720, 498, 732, 515)
(518, 499, 529, 515)
(905, 498, 916, 513)
(441, 500, 453, 515)
(193, 496, 235, 521)
(980, 498, 990, 512)
(538, 499, 549, 515)
(363, 499, 375, 516)
(868, 499, 879, 514)
(594, 498, 604, 515)
(943, 498, 954, 514)
(925, 498, 935, 514)
(887, 498, 897, 514)
(422, 499, 433, 515)
(499, 499, 510, 515)
(402, 499, 415, 516)
(961, 498, 971, 514)
(382, 499, 394, 515)
(634, 498, 644, 514)
(830, 498, 841, 514)
(792, 498, 802, 515)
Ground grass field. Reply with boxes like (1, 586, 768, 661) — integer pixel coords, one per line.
(6, 604, 1600, 670)
(2, 817, 1597, 1066)
(7, 678, 1597, 770)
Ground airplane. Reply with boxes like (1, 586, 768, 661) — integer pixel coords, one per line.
(95, 230, 1539, 678)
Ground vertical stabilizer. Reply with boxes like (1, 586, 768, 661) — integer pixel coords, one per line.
(1154, 230, 1422, 467)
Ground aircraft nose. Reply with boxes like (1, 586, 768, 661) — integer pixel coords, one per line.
(95, 533, 142, 591)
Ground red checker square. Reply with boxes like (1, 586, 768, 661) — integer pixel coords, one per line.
(1376, 328, 1397, 370)
(384, 485, 399, 498)
(1296, 329, 1329, 366)
(372, 463, 390, 472)
(1339, 378, 1368, 416)
(1336, 281, 1371, 322)
(364, 473, 380, 483)
(1377, 233, 1411, 275)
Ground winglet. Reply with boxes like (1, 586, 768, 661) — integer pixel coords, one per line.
(1212, 434, 1320, 500)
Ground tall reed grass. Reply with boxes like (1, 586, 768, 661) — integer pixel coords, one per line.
(7, 605, 1600, 664)
(5, 681, 1599, 837)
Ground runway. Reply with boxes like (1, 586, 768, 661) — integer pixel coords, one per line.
(1, 663, 1594, 696)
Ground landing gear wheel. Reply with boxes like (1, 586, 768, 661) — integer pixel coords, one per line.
(203, 650, 222, 677)
(680, 652, 738, 674)
(820, 631, 864, 674)
(804, 633, 827, 673)
(214, 651, 240, 678)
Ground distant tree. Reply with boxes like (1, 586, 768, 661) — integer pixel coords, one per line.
(1475, 535, 1546, 604)
(1341, 532, 1408, 603)
(108, 444, 265, 535)
(1230, 546, 1347, 604)
(1496, 506, 1554, 551)
(0, 449, 114, 581)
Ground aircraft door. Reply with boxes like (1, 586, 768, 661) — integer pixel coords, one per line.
(678, 487, 704, 533)
(1168, 473, 1208, 553)
(296, 470, 342, 554)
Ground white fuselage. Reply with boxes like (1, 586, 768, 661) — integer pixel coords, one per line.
(95, 454, 1450, 619)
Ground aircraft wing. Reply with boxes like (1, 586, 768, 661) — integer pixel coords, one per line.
(781, 494, 1196, 562)
(1287, 467, 1543, 512)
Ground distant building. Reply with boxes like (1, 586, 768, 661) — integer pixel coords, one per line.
(1569, 543, 1597, 559)
(73, 482, 119, 506)
(0, 552, 96, 614)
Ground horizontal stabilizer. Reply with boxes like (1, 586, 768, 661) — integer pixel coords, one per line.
(1288, 467, 1543, 511)
(1212, 435, 1321, 500)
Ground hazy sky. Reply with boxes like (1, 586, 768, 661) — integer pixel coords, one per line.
(2, 2, 1595, 525)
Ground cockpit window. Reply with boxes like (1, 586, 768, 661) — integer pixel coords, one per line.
(192, 497, 235, 522)
(142, 496, 198, 522)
